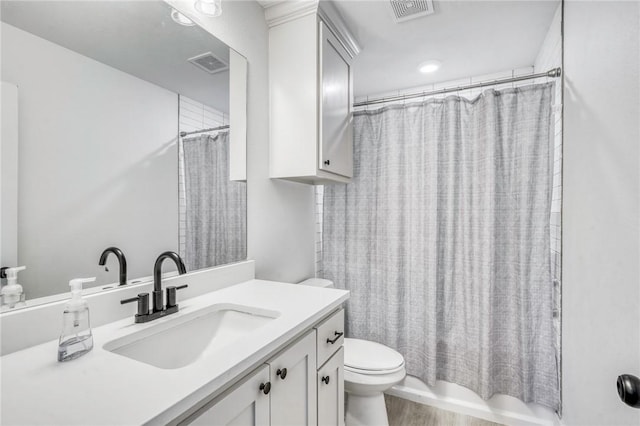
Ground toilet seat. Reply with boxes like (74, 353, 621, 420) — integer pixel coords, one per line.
(344, 338, 405, 375)
(344, 363, 405, 375)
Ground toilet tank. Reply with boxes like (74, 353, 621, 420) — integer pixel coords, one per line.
(298, 278, 334, 288)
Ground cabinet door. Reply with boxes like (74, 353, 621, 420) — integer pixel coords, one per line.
(317, 347, 344, 426)
(319, 21, 353, 178)
(269, 331, 317, 426)
(185, 365, 270, 426)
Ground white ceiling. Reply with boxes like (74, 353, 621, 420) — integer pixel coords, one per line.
(0, 1, 230, 112)
(330, 0, 560, 97)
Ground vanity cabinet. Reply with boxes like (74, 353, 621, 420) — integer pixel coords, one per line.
(315, 309, 345, 426)
(184, 310, 344, 426)
(318, 348, 345, 426)
(187, 365, 270, 426)
(268, 331, 317, 425)
(268, 4, 359, 185)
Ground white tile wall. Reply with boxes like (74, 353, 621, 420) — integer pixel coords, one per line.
(178, 95, 228, 257)
(355, 66, 538, 105)
(314, 185, 324, 276)
(535, 4, 563, 288)
(533, 5, 562, 401)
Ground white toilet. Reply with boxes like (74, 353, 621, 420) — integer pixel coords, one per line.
(299, 279, 407, 426)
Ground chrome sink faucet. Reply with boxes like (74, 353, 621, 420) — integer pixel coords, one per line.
(121, 251, 188, 323)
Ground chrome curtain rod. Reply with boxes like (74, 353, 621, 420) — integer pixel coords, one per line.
(180, 124, 229, 138)
(353, 67, 562, 108)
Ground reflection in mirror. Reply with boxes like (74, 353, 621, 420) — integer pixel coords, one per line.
(0, 1, 247, 310)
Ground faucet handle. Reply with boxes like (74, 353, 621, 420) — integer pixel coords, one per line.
(166, 285, 188, 309)
(121, 293, 150, 317)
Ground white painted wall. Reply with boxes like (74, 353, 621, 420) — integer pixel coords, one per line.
(1, 82, 19, 268)
(1, 23, 179, 298)
(166, 0, 316, 283)
(562, 1, 640, 424)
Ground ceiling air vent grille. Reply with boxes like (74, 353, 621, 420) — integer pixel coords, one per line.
(390, 0, 434, 23)
(188, 52, 228, 74)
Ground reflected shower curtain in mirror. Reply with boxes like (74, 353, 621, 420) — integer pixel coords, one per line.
(183, 132, 246, 271)
(322, 83, 559, 410)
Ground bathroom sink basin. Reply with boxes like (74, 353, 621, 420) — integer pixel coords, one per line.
(104, 304, 279, 369)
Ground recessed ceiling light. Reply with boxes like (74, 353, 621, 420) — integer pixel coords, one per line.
(418, 60, 441, 74)
(171, 8, 195, 26)
(195, 0, 223, 17)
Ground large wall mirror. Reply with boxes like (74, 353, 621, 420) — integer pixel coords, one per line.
(0, 1, 247, 309)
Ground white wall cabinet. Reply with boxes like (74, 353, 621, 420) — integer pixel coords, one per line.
(268, 3, 359, 185)
(183, 310, 345, 426)
(318, 25, 353, 179)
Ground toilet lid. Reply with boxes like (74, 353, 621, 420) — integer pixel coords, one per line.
(344, 338, 405, 372)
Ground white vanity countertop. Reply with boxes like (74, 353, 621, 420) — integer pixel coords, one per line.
(0, 280, 349, 425)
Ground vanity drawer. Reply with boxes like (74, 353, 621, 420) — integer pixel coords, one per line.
(315, 309, 344, 366)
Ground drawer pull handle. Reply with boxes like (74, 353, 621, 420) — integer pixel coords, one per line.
(276, 368, 288, 380)
(327, 331, 344, 344)
(259, 382, 271, 395)
(321, 375, 330, 385)
(324, 159, 331, 166)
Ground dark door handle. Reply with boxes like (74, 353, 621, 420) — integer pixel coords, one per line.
(259, 382, 271, 395)
(324, 160, 331, 166)
(276, 368, 287, 380)
(327, 331, 344, 344)
(321, 376, 330, 385)
(618, 374, 640, 408)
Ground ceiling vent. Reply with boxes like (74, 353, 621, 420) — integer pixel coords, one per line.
(390, 0, 434, 23)
(188, 52, 228, 74)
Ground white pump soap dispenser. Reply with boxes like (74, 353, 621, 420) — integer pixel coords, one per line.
(58, 277, 95, 362)
(1, 266, 26, 309)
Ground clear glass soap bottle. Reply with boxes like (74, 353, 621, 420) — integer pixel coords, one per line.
(58, 277, 95, 362)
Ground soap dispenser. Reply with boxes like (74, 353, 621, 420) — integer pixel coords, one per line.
(1, 266, 26, 309)
(58, 277, 95, 362)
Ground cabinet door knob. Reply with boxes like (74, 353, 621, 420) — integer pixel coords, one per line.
(321, 376, 330, 385)
(618, 374, 640, 408)
(327, 331, 344, 344)
(276, 368, 288, 380)
(259, 382, 271, 395)
(324, 159, 331, 166)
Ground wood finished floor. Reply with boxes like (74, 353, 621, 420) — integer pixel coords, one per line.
(385, 395, 503, 426)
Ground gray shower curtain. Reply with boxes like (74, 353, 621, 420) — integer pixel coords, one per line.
(322, 83, 559, 410)
(183, 132, 246, 271)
